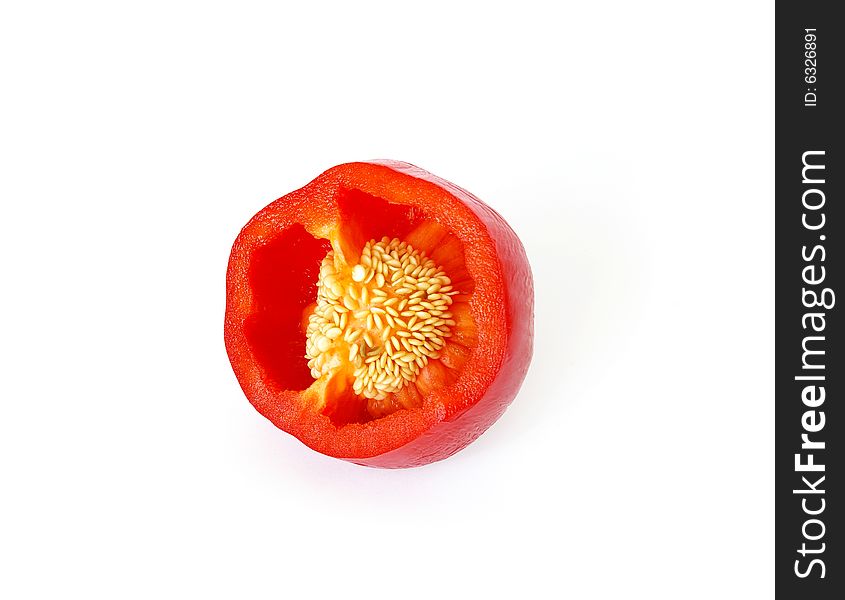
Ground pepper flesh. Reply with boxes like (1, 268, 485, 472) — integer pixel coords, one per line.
(225, 161, 533, 468)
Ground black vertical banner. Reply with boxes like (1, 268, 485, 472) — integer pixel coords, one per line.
(776, 2, 843, 598)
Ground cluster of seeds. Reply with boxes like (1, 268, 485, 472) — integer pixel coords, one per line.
(305, 237, 458, 400)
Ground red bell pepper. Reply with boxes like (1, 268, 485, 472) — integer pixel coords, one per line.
(225, 161, 533, 468)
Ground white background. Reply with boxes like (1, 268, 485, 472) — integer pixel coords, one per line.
(0, 1, 773, 598)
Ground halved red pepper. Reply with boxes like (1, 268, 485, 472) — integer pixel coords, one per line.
(225, 161, 533, 468)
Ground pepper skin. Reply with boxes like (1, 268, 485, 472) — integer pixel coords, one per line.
(225, 160, 533, 468)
